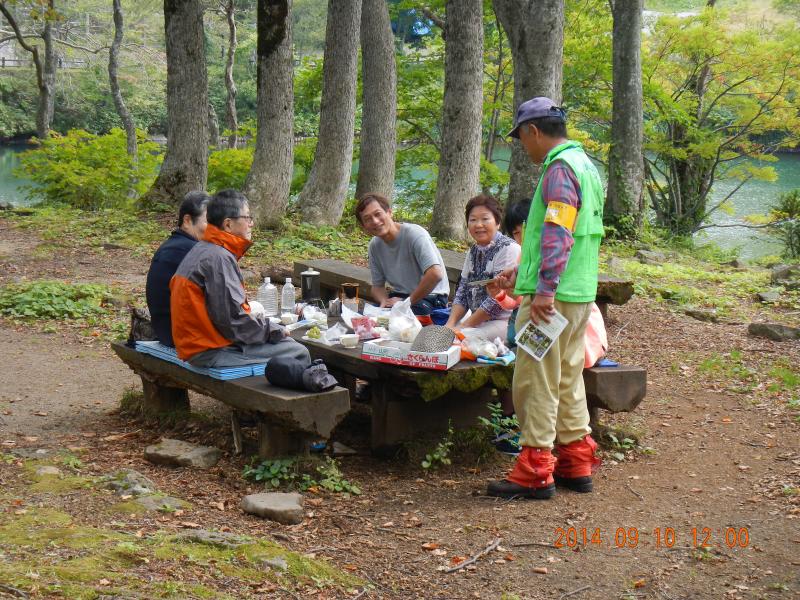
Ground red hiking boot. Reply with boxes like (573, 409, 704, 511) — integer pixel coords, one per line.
(553, 435, 601, 493)
(487, 447, 556, 500)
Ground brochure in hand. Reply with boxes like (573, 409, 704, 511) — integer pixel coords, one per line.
(514, 310, 569, 361)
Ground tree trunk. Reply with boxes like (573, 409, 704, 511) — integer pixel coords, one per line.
(243, 0, 294, 227)
(606, 0, 644, 238)
(147, 0, 208, 204)
(355, 0, 397, 201)
(208, 101, 220, 148)
(430, 0, 484, 240)
(298, 0, 362, 226)
(0, 0, 56, 139)
(224, 0, 238, 149)
(109, 0, 137, 159)
(493, 0, 564, 204)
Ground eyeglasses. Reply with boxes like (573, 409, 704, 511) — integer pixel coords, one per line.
(231, 215, 253, 223)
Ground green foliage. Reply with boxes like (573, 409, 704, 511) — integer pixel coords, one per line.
(0, 74, 37, 137)
(421, 423, 454, 470)
(242, 457, 360, 495)
(313, 457, 361, 495)
(478, 402, 520, 452)
(698, 350, 759, 393)
(0, 280, 110, 321)
(16, 129, 163, 209)
(242, 457, 297, 489)
(61, 454, 84, 471)
(207, 147, 254, 193)
(291, 138, 318, 194)
(767, 189, 800, 259)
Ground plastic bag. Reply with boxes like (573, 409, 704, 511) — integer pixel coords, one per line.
(462, 334, 498, 360)
(388, 298, 422, 343)
(584, 302, 608, 368)
(324, 322, 348, 344)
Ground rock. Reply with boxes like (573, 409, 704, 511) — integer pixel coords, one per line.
(684, 307, 719, 323)
(105, 469, 157, 497)
(12, 448, 52, 459)
(240, 492, 304, 525)
(177, 529, 249, 548)
(607, 256, 626, 274)
(35, 465, 62, 477)
(596, 274, 635, 305)
(332, 441, 357, 456)
(134, 495, 187, 512)
(144, 438, 222, 468)
(757, 290, 781, 304)
(771, 264, 800, 283)
(262, 557, 289, 572)
(0, 201, 13, 210)
(747, 322, 800, 341)
(725, 259, 748, 269)
(240, 269, 260, 285)
(635, 249, 666, 265)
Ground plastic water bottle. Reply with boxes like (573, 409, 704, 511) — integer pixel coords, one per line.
(258, 277, 279, 317)
(281, 277, 296, 315)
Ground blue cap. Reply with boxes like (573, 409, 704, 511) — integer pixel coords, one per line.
(507, 97, 566, 138)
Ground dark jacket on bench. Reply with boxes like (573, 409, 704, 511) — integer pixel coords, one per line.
(145, 229, 198, 347)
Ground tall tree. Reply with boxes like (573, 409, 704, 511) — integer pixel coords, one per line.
(222, 0, 238, 148)
(0, 0, 57, 138)
(355, 0, 397, 201)
(298, 0, 361, 225)
(430, 0, 484, 240)
(605, 0, 644, 238)
(108, 0, 137, 159)
(493, 0, 564, 203)
(147, 0, 208, 204)
(243, 0, 293, 227)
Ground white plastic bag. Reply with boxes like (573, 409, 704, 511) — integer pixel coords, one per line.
(462, 334, 498, 360)
(388, 298, 421, 343)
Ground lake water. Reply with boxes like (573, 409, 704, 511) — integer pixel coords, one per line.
(2, 143, 798, 259)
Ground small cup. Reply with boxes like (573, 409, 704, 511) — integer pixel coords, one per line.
(340, 334, 359, 348)
(281, 313, 298, 325)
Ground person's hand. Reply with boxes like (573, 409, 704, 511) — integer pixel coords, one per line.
(530, 293, 555, 325)
(486, 280, 501, 297)
(445, 323, 460, 334)
(380, 297, 401, 308)
(495, 267, 517, 290)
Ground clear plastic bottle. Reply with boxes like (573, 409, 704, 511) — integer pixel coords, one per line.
(258, 277, 279, 317)
(281, 277, 296, 315)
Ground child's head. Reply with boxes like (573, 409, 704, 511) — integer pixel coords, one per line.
(503, 199, 532, 244)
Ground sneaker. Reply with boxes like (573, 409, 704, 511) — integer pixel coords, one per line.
(492, 431, 521, 456)
(486, 479, 555, 500)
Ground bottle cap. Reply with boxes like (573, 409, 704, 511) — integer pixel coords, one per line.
(285, 277, 292, 284)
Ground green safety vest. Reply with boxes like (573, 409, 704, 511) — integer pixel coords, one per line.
(514, 141, 605, 303)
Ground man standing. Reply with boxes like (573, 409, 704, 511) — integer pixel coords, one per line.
(146, 191, 210, 346)
(487, 97, 605, 499)
(170, 189, 310, 368)
(355, 193, 449, 315)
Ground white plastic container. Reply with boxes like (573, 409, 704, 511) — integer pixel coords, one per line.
(281, 277, 296, 315)
(257, 277, 279, 317)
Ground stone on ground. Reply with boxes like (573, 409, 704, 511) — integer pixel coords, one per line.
(144, 438, 222, 468)
(757, 290, 781, 304)
(262, 556, 289, 571)
(332, 441, 357, 456)
(747, 322, 800, 341)
(35, 465, 62, 477)
(635, 249, 666, 265)
(240, 492, 304, 525)
(771, 264, 800, 290)
(684, 307, 719, 323)
(133, 495, 188, 512)
(105, 469, 157, 497)
(177, 529, 249, 548)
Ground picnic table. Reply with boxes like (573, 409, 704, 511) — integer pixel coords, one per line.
(291, 321, 646, 452)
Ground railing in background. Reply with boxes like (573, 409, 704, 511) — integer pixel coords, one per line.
(0, 56, 88, 69)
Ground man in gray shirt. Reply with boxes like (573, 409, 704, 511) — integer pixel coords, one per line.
(355, 193, 449, 316)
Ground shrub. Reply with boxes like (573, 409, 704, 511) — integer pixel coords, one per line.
(16, 128, 162, 210)
(768, 189, 800, 259)
(0, 280, 111, 320)
(207, 147, 254, 193)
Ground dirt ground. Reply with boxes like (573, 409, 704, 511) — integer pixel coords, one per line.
(1, 217, 799, 599)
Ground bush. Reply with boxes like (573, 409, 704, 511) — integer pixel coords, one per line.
(207, 147, 254, 193)
(16, 128, 163, 209)
(768, 189, 800, 259)
(0, 280, 111, 320)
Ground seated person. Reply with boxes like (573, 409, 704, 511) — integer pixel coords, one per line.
(145, 191, 210, 346)
(498, 198, 532, 345)
(445, 195, 521, 341)
(355, 193, 449, 315)
(170, 189, 310, 368)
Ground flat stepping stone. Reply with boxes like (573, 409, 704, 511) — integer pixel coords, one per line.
(104, 469, 157, 497)
(684, 307, 718, 323)
(748, 322, 800, 341)
(240, 492, 304, 525)
(35, 466, 62, 477)
(262, 557, 289, 572)
(133, 495, 188, 512)
(177, 529, 249, 548)
(12, 448, 53, 459)
(144, 438, 222, 468)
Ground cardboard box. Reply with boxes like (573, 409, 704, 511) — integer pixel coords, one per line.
(361, 339, 461, 371)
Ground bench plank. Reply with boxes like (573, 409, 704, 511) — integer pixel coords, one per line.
(111, 341, 351, 444)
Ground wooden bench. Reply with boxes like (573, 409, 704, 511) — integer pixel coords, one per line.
(111, 341, 351, 459)
(290, 326, 646, 452)
(293, 257, 634, 317)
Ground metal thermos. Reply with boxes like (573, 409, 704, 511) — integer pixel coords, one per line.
(300, 269, 320, 302)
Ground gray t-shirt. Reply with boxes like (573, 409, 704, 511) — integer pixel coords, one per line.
(368, 223, 450, 296)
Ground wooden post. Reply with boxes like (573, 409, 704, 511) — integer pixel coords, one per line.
(257, 420, 310, 458)
(140, 377, 190, 416)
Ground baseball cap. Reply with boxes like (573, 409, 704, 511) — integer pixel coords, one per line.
(507, 97, 566, 139)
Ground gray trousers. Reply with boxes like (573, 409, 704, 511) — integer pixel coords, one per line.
(188, 338, 311, 368)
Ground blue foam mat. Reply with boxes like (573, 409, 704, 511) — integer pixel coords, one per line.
(134, 341, 265, 380)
